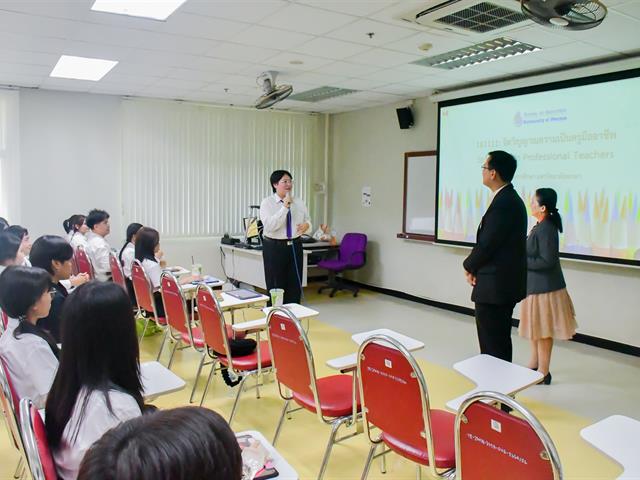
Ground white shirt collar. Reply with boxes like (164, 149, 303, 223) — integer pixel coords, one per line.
(490, 183, 509, 201)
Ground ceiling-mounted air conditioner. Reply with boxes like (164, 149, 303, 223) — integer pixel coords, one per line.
(397, 0, 531, 36)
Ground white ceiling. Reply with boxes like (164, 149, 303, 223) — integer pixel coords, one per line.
(0, 0, 638, 113)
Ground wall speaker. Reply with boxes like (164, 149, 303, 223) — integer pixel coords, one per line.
(396, 107, 414, 129)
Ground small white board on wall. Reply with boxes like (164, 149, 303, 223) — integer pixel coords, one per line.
(398, 150, 437, 241)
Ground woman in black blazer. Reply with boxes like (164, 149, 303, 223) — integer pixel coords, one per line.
(519, 188, 577, 385)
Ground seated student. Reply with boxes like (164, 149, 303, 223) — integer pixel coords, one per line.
(63, 215, 89, 250)
(134, 227, 194, 317)
(0, 232, 26, 332)
(0, 266, 59, 409)
(45, 282, 143, 480)
(6, 225, 32, 266)
(29, 236, 89, 343)
(119, 223, 143, 303)
(78, 406, 242, 480)
(85, 209, 112, 282)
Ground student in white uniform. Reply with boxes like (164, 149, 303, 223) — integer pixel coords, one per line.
(0, 266, 59, 409)
(0, 232, 27, 332)
(45, 282, 144, 480)
(118, 223, 143, 305)
(6, 225, 32, 266)
(63, 214, 89, 250)
(85, 209, 112, 282)
(78, 407, 243, 480)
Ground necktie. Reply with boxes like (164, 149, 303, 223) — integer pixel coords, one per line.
(286, 208, 292, 239)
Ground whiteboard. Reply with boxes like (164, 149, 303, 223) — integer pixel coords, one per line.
(402, 151, 437, 239)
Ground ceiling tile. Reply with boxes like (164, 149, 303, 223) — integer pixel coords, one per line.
(150, 77, 208, 91)
(557, 11, 640, 53)
(286, 71, 350, 86)
(165, 68, 224, 82)
(364, 67, 426, 83)
(326, 18, 417, 46)
(158, 12, 250, 41)
(0, 49, 59, 67)
(262, 52, 335, 71)
(371, 83, 431, 96)
(181, 1, 288, 25)
(506, 26, 573, 48)
(295, 1, 396, 17)
(0, 31, 68, 55)
(208, 42, 280, 63)
(332, 77, 389, 90)
(613, 1, 640, 20)
(292, 37, 372, 60)
(260, 3, 357, 35)
(100, 72, 160, 87)
(385, 32, 474, 57)
(177, 55, 251, 74)
(0, 62, 51, 76)
(345, 48, 422, 68)
(230, 25, 314, 50)
(0, 10, 76, 39)
(39, 77, 95, 92)
(533, 41, 618, 65)
(0, 72, 43, 87)
(200, 83, 257, 96)
(486, 51, 562, 74)
(316, 61, 380, 78)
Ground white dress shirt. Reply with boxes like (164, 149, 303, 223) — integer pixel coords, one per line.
(260, 194, 311, 240)
(67, 232, 88, 251)
(121, 243, 135, 279)
(0, 327, 58, 409)
(52, 388, 141, 480)
(142, 258, 162, 290)
(85, 231, 112, 282)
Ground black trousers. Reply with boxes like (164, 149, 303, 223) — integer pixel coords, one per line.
(474, 302, 515, 362)
(262, 237, 303, 305)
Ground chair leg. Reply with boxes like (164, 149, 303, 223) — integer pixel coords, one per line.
(317, 418, 345, 480)
(13, 458, 23, 479)
(139, 316, 149, 343)
(156, 328, 169, 361)
(166, 338, 180, 370)
(360, 444, 377, 480)
(228, 373, 250, 426)
(199, 361, 217, 407)
(272, 399, 290, 446)
(189, 351, 207, 403)
(416, 465, 421, 480)
(380, 448, 387, 474)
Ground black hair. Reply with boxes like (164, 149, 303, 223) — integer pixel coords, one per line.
(63, 214, 86, 234)
(536, 188, 563, 233)
(0, 266, 50, 319)
(6, 225, 28, 240)
(45, 282, 143, 449)
(0, 217, 8, 231)
(270, 169, 293, 193)
(78, 406, 243, 480)
(29, 235, 74, 275)
(487, 151, 517, 183)
(134, 227, 159, 263)
(119, 223, 143, 263)
(86, 209, 110, 230)
(0, 232, 21, 264)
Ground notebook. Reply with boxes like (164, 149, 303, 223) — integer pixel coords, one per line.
(226, 288, 262, 300)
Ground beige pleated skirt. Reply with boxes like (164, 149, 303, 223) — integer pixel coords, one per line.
(519, 288, 577, 340)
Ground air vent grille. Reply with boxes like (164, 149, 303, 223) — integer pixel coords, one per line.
(434, 2, 529, 33)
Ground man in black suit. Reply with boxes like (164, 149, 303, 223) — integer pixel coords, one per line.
(463, 151, 527, 362)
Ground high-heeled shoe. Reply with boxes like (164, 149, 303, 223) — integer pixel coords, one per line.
(538, 372, 552, 385)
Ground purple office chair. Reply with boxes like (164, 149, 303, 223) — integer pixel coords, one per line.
(317, 233, 367, 297)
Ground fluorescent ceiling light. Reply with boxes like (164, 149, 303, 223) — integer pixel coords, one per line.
(50, 55, 118, 81)
(91, 0, 187, 20)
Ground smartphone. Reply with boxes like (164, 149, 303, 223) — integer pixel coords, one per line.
(237, 434, 279, 480)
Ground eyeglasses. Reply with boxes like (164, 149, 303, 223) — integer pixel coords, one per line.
(481, 165, 493, 171)
(278, 179, 293, 185)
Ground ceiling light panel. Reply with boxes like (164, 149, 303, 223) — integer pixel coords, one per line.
(91, 0, 187, 21)
(50, 55, 118, 81)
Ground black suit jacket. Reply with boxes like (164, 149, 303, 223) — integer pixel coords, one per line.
(463, 183, 527, 305)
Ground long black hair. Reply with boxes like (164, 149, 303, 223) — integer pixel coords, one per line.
(63, 214, 86, 234)
(0, 217, 8, 231)
(134, 227, 159, 263)
(45, 282, 143, 448)
(0, 232, 21, 264)
(6, 225, 28, 241)
(29, 235, 74, 276)
(78, 407, 243, 480)
(119, 223, 143, 263)
(536, 188, 563, 232)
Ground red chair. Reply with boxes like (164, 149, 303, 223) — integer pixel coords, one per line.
(267, 307, 361, 480)
(109, 252, 127, 292)
(131, 260, 167, 353)
(0, 358, 28, 479)
(19, 397, 58, 480)
(357, 335, 456, 480)
(74, 246, 94, 279)
(160, 272, 209, 402)
(196, 284, 272, 424)
(0, 309, 8, 335)
(455, 391, 562, 480)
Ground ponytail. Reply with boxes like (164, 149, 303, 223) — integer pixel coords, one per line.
(547, 207, 563, 233)
(119, 223, 143, 263)
(535, 188, 563, 233)
(63, 214, 86, 235)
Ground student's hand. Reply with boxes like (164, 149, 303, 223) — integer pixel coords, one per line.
(283, 197, 292, 208)
(464, 270, 476, 287)
(70, 273, 89, 287)
(296, 222, 309, 235)
(159, 259, 167, 268)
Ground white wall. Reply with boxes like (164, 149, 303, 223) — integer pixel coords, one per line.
(329, 97, 640, 347)
(19, 89, 124, 245)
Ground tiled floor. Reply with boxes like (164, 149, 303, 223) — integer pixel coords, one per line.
(1, 284, 637, 479)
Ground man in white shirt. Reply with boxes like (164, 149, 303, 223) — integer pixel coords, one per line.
(260, 170, 311, 304)
(85, 209, 112, 282)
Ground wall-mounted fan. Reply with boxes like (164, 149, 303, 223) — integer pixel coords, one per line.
(521, 0, 607, 30)
(255, 71, 293, 109)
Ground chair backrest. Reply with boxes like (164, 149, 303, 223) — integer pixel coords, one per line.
(0, 309, 7, 334)
(109, 252, 127, 291)
(74, 246, 94, 279)
(267, 308, 322, 418)
(19, 397, 58, 480)
(131, 259, 157, 316)
(0, 357, 24, 452)
(196, 285, 231, 360)
(455, 391, 562, 480)
(357, 335, 440, 476)
(339, 233, 367, 268)
(160, 272, 192, 341)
